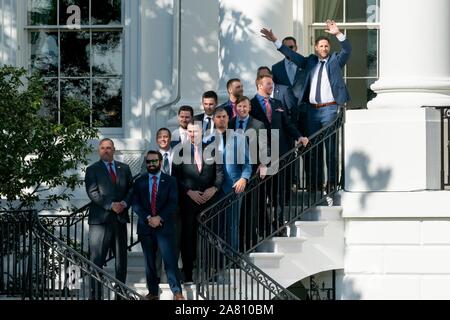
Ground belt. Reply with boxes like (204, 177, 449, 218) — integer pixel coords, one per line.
(312, 101, 337, 108)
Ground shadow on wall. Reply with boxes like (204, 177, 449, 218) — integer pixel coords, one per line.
(342, 276, 362, 300)
(219, 7, 256, 90)
(346, 151, 392, 209)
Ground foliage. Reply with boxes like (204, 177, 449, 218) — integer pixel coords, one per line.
(0, 66, 99, 211)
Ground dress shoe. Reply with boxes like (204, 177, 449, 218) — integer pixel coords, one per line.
(143, 293, 159, 300)
(174, 293, 186, 300)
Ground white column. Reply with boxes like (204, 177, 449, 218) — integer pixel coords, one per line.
(368, 0, 450, 109)
(342, 0, 450, 300)
(217, 0, 294, 101)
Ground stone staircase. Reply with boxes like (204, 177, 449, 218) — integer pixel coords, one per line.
(105, 205, 344, 300)
(249, 205, 344, 289)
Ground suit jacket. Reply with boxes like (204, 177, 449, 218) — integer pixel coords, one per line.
(273, 83, 298, 112)
(218, 100, 234, 119)
(272, 59, 307, 102)
(194, 113, 215, 142)
(278, 38, 352, 105)
(250, 96, 302, 156)
(229, 116, 267, 175)
(132, 172, 178, 236)
(85, 160, 133, 225)
(207, 131, 252, 194)
(172, 142, 224, 196)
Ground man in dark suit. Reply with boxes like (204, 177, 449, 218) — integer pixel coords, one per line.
(250, 74, 308, 236)
(218, 78, 244, 119)
(271, 37, 308, 136)
(172, 122, 224, 282)
(194, 91, 218, 143)
(261, 20, 351, 192)
(132, 150, 185, 300)
(85, 138, 133, 299)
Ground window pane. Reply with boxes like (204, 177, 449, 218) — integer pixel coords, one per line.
(59, 0, 89, 26)
(60, 31, 90, 76)
(60, 79, 91, 125)
(28, 0, 57, 25)
(92, 0, 122, 25)
(30, 31, 58, 77)
(346, 79, 377, 109)
(39, 79, 59, 123)
(92, 32, 123, 76)
(314, 0, 343, 23)
(346, 29, 377, 77)
(346, 0, 378, 23)
(92, 79, 122, 127)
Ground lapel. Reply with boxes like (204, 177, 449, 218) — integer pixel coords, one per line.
(98, 160, 116, 185)
(251, 96, 270, 126)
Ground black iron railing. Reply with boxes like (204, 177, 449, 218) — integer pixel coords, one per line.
(0, 210, 142, 300)
(39, 174, 141, 263)
(196, 109, 345, 300)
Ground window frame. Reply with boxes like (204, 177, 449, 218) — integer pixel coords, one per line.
(307, 0, 380, 109)
(24, 0, 125, 133)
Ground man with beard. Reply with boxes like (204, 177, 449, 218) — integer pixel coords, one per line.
(171, 105, 194, 147)
(218, 78, 244, 119)
(132, 150, 185, 300)
(194, 91, 218, 143)
(85, 138, 133, 300)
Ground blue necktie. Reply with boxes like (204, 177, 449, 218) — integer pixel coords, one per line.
(315, 61, 325, 104)
(238, 120, 244, 129)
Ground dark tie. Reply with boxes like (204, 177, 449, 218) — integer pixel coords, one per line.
(108, 162, 116, 184)
(238, 120, 244, 129)
(315, 61, 325, 104)
(205, 117, 211, 131)
(151, 176, 157, 216)
(162, 152, 170, 175)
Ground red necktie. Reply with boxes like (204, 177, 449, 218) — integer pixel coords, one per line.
(108, 163, 117, 184)
(231, 102, 237, 118)
(151, 176, 158, 216)
(264, 97, 272, 123)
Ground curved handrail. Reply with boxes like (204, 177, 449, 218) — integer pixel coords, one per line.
(196, 109, 345, 300)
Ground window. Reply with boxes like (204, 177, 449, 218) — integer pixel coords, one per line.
(311, 0, 379, 109)
(27, 0, 123, 127)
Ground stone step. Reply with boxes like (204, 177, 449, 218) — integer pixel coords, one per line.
(271, 236, 307, 253)
(294, 221, 328, 238)
(248, 252, 284, 268)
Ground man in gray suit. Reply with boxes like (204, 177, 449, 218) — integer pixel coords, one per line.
(85, 138, 133, 299)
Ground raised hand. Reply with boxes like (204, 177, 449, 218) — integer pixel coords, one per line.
(324, 19, 341, 36)
(260, 27, 278, 42)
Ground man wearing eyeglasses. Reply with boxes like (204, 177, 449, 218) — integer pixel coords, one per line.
(132, 150, 185, 300)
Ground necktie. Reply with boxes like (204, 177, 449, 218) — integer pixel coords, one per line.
(315, 61, 326, 104)
(238, 120, 244, 129)
(108, 162, 116, 184)
(205, 117, 212, 131)
(163, 152, 170, 175)
(151, 176, 157, 216)
(231, 102, 237, 118)
(194, 144, 202, 173)
(264, 97, 272, 123)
